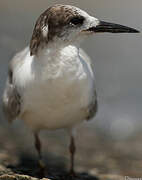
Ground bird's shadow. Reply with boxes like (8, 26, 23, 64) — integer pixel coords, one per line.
(7, 152, 99, 180)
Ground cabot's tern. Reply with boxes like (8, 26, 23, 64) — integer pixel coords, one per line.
(2, 4, 139, 175)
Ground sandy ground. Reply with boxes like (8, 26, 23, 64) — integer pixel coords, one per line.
(0, 121, 141, 180)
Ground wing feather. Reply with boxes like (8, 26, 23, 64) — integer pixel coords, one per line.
(2, 69, 21, 122)
(2, 47, 27, 122)
(79, 48, 98, 120)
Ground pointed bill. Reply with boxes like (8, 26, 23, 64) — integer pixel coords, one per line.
(85, 20, 140, 33)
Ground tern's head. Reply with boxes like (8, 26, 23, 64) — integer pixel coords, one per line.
(30, 4, 139, 55)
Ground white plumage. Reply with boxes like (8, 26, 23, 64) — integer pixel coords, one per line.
(11, 45, 96, 131)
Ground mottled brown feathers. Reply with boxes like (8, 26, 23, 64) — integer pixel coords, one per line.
(2, 68, 21, 122)
(30, 4, 83, 55)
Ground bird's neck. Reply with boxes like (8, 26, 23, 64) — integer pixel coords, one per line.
(35, 44, 79, 66)
(32, 44, 81, 80)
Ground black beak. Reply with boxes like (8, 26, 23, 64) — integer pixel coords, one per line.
(88, 20, 140, 33)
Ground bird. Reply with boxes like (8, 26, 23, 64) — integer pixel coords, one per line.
(2, 4, 139, 176)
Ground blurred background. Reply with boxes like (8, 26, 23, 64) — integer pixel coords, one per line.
(0, 0, 142, 178)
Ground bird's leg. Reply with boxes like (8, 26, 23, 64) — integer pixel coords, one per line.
(69, 135, 76, 176)
(34, 133, 45, 170)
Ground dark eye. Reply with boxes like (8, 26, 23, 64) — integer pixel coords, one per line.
(70, 16, 84, 26)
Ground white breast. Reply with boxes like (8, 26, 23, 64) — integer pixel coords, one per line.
(14, 46, 95, 131)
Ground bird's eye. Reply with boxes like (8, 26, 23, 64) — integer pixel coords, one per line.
(70, 16, 84, 26)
